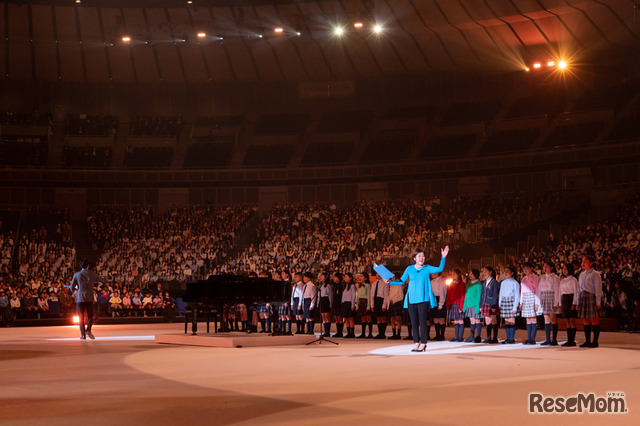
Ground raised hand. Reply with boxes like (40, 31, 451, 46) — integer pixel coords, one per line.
(441, 245, 450, 258)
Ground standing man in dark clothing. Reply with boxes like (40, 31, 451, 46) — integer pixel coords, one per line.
(70, 259, 106, 340)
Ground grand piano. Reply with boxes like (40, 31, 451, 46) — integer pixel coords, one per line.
(181, 274, 289, 334)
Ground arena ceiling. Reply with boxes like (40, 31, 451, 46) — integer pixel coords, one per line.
(1, 0, 639, 83)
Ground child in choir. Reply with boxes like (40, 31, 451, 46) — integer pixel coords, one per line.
(480, 266, 500, 343)
(519, 263, 541, 345)
(559, 263, 579, 346)
(538, 261, 560, 346)
(499, 265, 519, 344)
(446, 268, 466, 342)
(462, 269, 483, 343)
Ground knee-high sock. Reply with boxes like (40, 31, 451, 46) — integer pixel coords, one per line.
(552, 324, 558, 342)
(569, 327, 576, 343)
(583, 324, 592, 344)
(486, 324, 491, 339)
(360, 323, 366, 336)
(492, 324, 499, 340)
(475, 323, 482, 338)
(470, 323, 476, 337)
(335, 323, 344, 336)
(526, 324, 532, 341)
(592, 324, 600, 344)
(368, 323, 373, 336)
(531, 323, 537, 341)
(545, 323, 551, 341)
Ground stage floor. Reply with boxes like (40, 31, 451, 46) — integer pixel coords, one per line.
(1, 324, 638, 425)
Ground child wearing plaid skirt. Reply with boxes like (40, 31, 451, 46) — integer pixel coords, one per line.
(480, 266, 500, 343)
(446, 268, 466, 342)
(577, 255, 603, 348)
(538, 261, 560, 346)
(498, 265, 520, 344)
(559, 264, 579, 346)
(519, 263, 541, 345)
(462, 269, 482, 343)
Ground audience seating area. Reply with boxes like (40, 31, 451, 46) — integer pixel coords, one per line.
(480, 128, 540, 155)
(0, 138, 48, 167)
(65, 114, 118, 136)
(184, 142, 234, 168)
(243, 144, 294, 167)
(421, 134, 477, 159)
(3, 78, 640, 171)
(62, 145, 112, 168)
(124, 147, 173, 168)
(300, 141, 355, 166)
(129, 115, 183, 137)
(441, 100, 501, 126)
(317, 110, 372, 133)
(540, 121, 604, 148)
(254, 114, 308, 135)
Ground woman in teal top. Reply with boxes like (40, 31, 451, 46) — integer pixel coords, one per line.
(389, 245, 449, 352)
(462, 269, 483, 343)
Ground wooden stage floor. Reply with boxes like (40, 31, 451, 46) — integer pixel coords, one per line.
(1, 323, 638, 425)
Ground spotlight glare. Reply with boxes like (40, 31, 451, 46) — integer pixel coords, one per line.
(197, 32, 206, 38)
(533, 62, 541, 69)
(558, 60, 567, 70)
(334, 26, 344, 36)
(274, 27, 284, 33)
(373, 24, 383, 34)
(354, 22, 364, 29)
(547, 61, 555, 67)
(445, 278, 453, 286)
(73, 315, 80, 324)
(121, 36, 131, 42)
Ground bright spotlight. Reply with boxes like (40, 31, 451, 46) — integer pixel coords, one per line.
(197, 32, 206, 38)
(73, 315, 80, 324)
(533, 62, 541, 69)
(334, 26, 344, 36)
(547, 61, 555, 67)
(373, 24, 383, 34)
(121, 36, 131, 42)
(274, 27, 284, 33)
(445, 278, 453, 286)
(558, 60, 567, 69)
(354, 22, 364, 29)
